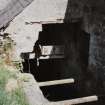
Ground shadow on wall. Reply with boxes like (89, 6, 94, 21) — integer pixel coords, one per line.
(64, 0, 83, 23)
(64, 0, 71, 23)
(64, 0, 96, 96)
(64, 0, 105, 98)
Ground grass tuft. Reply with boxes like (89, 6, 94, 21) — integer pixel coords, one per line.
(0, 64, 29, 105)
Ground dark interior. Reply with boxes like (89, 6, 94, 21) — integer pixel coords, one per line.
(22, 22, 94, 103)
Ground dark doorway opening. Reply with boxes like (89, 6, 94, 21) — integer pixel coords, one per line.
(22, 22, 91, 102)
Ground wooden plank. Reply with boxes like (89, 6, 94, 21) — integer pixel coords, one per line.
(39, 55, 64, 59)
(41, 45, 64, 55)
(25, 19, 64, 25)
(47, 95, 98, 105)
(38, 78, 74, 87)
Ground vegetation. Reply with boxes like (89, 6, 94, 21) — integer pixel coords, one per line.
(0, 34, 13, 65)
(0, 33, 29, 105)
(0, 63, 29, 105)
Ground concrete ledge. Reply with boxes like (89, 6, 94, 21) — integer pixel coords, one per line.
(18, 73, 49, 105)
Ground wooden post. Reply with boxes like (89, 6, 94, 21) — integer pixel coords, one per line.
(47, 95, 98, 105)
(38, 78, 74, 87)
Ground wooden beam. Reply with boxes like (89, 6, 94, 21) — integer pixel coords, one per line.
(39, 55, 64, 59)
(47, 95, 98, 105)
(38, 78, 74, 87)
(25, 19, 64, 25)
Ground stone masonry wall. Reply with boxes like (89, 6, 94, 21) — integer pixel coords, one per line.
(3, 0, 105, 93)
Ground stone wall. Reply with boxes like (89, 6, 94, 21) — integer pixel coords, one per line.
(60, 0, 105, 93)
(4, 0, 68, 60)
(3, 0, 105, 93)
